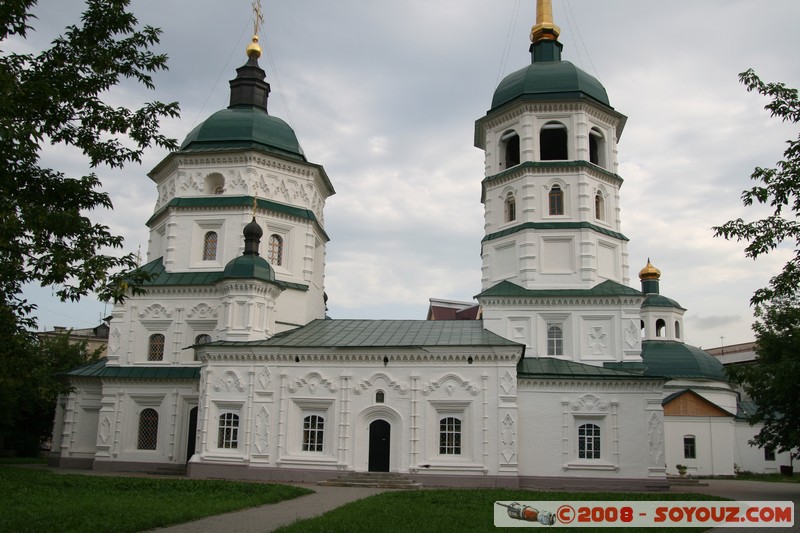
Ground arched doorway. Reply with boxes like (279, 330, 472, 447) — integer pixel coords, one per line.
(368, 419, 391, 472)
(186, 406, 198, 463)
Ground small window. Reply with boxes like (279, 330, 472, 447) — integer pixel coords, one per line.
(205, 173, 225, 195)
(674, 321, 681, 339)
(195, 334, 212, 345)
(500, 130, 520, 169)
(548, 185, 564, 215)
(504, 192, 516, 222)
(268, 234, 283, 266)
(547, 324, 563, 356)
(595, 192, 604, 221)
(202, 231, 218, 261)
(218, 412, 239, 449)
(137, 408, 158, 450)
(578, 423, 600, 459)
(540, 122, 568, 160)
(375, 390, 385, 403)
(303, 415, 324, 452)
(148, 334, 165, 361)
(764, 447, 775, 461)
(439, 416, 462, 455)
(683, 435, 696, 459)
(655, 319, 666, 338)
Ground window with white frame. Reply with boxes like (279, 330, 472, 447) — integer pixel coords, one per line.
(683, 435, 696, 459)
(137, 408, 158, 450)
(500, 129, 520, 169)
(578, 423, 601, 459)
(548, 185, 564, 215)
(217, 412, 240, 449)
(439, 416, 462, 455)
(268, 234, 283, 266)
(547, 323, 563, 356)
(202, 231, 218, 260)
(504, 192, 516, 222)
(148, 333, 165, 361)
(302, 414, 325, 452)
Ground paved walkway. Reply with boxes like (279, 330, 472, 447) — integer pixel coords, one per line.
(150, 483, 386, 533)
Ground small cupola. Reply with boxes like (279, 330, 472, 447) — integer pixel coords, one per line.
(222, 217, 275, 282)
(229, 35, 271, 111)
(639, 258, 661, 295)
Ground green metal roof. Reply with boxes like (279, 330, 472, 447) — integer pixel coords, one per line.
(641, 340, 727, 381)
(518, 357, 657, 380)
(642, 293, 685, 311)
(65, 357, 200, 379)
(477, 279, 643, 300)
(146, 196, 329, 241)
(483, 221, 628, 243)
(135, 257, 308, 291)
(222, 254, 275, 282)
(205, 319, 523, 349)
(180, 107, 305, 162)
(482, 161, 623, 193)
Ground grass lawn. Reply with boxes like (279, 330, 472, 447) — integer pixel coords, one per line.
(733, 472, 799, 483)
(0, 466, 312, 533)
(274, 489, 725, 532)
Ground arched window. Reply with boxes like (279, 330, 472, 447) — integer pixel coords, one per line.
(683, 435, 696, 459)
(595, 192, 604, 221)
(268, 234, 283, 266)
(500, 130, 520, 169)
(137, 408, 158, 450)
(674, 321, 681, 339)
(439, 416, 462, 455)
(548, 185, 564, 215)
(202, 231, 218, 261)
(303, 414, 324, 452)
(205, 173, 225, 195)
(195, 334, 212, 345)
(375, 390, 385, 403)
(547, 323, 563, 356)
(148, 334, 165, 361)
(217, 412, 239, 449)
(578, 423, 600, 459)
(504, 192, 516, 222)
(589, 128, 606, 167)
(540, 121, 568, 160)
(655, 319, 666, 338)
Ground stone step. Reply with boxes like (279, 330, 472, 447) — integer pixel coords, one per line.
(318, 471, 422, 489)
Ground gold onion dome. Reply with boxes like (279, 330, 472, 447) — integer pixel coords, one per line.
(639, 259, 661, 281)
(246, 35, 262, 58)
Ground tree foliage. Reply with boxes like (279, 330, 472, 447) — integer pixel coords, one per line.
(715, 70, 800, 459)
(713, 69, 800, 306)
(0, 0, 179, 334)
(0, 330, 102, 455)
(727, 298, 800, 459)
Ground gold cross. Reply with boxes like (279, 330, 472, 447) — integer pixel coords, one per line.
(252, 0, 264, 36)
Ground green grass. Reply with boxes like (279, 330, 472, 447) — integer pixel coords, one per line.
(0, 457, 47, 465)
(275, 489, 724, 532)
(0, 466, 312, 533)
(734, 472, 799, 483)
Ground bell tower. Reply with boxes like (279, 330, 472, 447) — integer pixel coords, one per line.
(476, 1, 643, 364)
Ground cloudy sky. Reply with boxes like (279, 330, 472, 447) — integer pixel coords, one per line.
(14, 0, 800, 349)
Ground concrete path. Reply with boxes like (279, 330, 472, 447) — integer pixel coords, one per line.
(670, 479, 799, 532)
(150, 484, 386, 533)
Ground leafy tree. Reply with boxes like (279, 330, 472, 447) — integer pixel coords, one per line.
(0, 0, 179, 335)
(0, 330, 102, 455)
(713, 69, 800, 306)
(727, 297, 800, 459)
(714, 70, 800, 459)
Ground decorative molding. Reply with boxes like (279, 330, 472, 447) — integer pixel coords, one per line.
(501, 413, 516, 463)
(648, 412, 663, 465)
(351, 372, 409, 395)
(421, 373, 480, 397)
(138, 303, 172, 321)
(571, 393, 609, 413)
(213, 370, 246, 393)
(186, 303, 218, 320)
(624, 320, 640, 348)
(257, 367, 271, 390)
(500, 371, 515, 395)
(254, 406, 269, 454)
(288, 372, 337, 394)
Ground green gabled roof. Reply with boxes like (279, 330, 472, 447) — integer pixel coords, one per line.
(641, 340, 727, 381)
(136, 257, 308, 291)
(518, 357, 657, 380)
(146, 196, 329, 242)
(642, 293, 685, 311)
(65, 357, 200, 379)
(205, 319, 523, 349)
(483, 221, 628, 243)
(477, 279, 643, 300)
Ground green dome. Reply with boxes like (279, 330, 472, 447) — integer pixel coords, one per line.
(221, 254, 275, 282)
(641, 340, 727, 381)
(180, 107, 306, 162)
(642, 294, 685, 310)
(491, 60, 610, 111)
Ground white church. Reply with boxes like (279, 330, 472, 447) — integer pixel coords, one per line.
(50, 3, 791, 488)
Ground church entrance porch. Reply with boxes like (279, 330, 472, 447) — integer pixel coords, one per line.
(368, 419, 391, 472)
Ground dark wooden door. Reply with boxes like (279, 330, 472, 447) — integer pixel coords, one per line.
(368, 419, 391, 472)
(186, 407, 198, 462)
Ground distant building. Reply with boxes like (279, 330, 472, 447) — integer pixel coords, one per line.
(38, 319, 110, 357)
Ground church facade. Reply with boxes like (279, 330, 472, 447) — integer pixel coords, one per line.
(50, 4, 789, 488)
